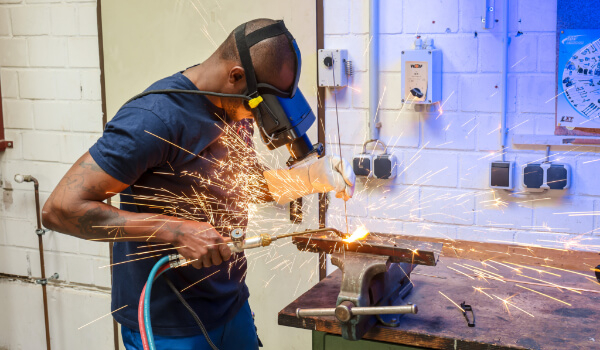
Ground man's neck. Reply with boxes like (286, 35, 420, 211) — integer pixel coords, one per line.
(182, 62, 223, 108)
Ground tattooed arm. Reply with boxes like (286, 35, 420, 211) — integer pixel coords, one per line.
(42, 151, 231, 268)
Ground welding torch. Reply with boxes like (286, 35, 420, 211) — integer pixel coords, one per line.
(168, 227, 343, 268)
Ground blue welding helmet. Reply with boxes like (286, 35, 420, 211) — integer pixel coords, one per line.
(234, 20, 316, 154)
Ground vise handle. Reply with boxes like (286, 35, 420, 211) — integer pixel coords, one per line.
(296, 301, 418, 323)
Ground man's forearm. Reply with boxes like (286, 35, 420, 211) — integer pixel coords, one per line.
(43, 197, 182, 243)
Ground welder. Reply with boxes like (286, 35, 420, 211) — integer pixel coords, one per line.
(41, 18, 355, 350)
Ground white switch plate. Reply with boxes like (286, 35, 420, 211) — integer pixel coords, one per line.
(318, 49, 348, 87)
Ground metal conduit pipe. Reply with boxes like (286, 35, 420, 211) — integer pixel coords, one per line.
(14, 174, 52, 350)
(369, 0, 380, 141)
(500, 0, 510, 161)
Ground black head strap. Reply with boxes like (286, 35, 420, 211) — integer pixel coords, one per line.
(234, 23, 259, 96)
(245, 21, 290, 47)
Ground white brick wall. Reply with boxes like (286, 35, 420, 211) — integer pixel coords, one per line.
(0, 0, 108, 348)
(325, 0, 600, 253)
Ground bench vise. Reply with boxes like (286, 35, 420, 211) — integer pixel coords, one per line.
(292, 230, 442, 341)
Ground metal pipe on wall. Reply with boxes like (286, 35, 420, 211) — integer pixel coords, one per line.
(14, 174, 51, 350)
(369, 0, 380, 141)
(500, 0, 509, 161)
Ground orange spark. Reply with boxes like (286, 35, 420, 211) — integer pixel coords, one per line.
(342, 226, 370, 243)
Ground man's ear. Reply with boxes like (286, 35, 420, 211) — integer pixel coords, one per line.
(229, 66, 245, 85)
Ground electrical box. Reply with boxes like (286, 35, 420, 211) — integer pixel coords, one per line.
(489, 161, 514, 189)
(318, 49, 351, 88)
(401, 38, 442, 104)
(522, 163, 571, 192)
(353, 152, 397, 179)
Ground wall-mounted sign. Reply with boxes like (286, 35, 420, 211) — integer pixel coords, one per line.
(557, 29, 600, 132)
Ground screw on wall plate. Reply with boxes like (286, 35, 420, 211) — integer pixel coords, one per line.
(401, 51, 405, 54)
(428, 51, 432, 54)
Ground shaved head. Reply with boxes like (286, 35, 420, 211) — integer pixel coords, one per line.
(217, 18, 297, 91)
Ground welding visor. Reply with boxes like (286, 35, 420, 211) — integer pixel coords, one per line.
(234, 20, 315, 150)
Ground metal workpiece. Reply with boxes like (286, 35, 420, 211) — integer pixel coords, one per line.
(226, 228, 343, 253)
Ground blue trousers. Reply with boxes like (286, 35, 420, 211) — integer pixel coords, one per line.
(121, 301, 259, 350)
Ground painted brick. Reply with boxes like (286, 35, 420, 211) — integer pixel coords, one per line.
(379, 72, 402, 109)
(475, 190, 534, 229)
(19, 69, 81, 100)
(3, 190, 38, 221)
(0, 217, 5, 245)
(432, 35, 478, 73)
(458, 153, 492, 190)
(59, 133, 86, 163)
(367, 185, 419, 221)
(323, 84, 352, 109)
(420, 188, 475, 225)
(460, 74, 517, 113)
(4, 159, 71, 193)
(43, 251, 69, 282)
(78, 5, 98, 36)
(537, 34, 556, 73)
(25, 0, 60, 3)
(50, 5, 78, 36)
(3, 99, 34, 129)
(0, 0, 21, 4)
(595, 200, 600, 236)
(0, 246, 41, 277)
(517, 75, 555, 114)
(576, 156, 600, 196)
(478, 34, 537, 72)
(476, 113, 501, 151)
(93, 258, 112, 288)
(324, 34, 368, 72)
(507, 112, 535, 138)
(32, 101, 71, 131)
(0, 38, 27, 67)
(459, 0, 520, 33)
(65, 254, 94, 285)
(403, 0, 459, 34)
(513, 231, 573, 249)
(1, 69, 19, 98)
(0, 7, 10, 36)
(380, 35, 414, 72)
(379, 109, 420, 148)
(22, 132, 62, 162)
(10, 6, 50, 36)
(533, 197, 594, 235)
(404, 221, 457, 240)
(324, 0, 349, 35)
(3, 129, 23, 160)
(423, 112, 476, 151)
(404, 151, 458, 187)
(68, 37, 99, 67)
(70, 101, 103, 132)
(4, 218, 38, 249)
(379, 0, 402, 34)
(79, 239, 109, 257)
(325, 109, 367, 145)
(439, 74, 458, 112)
(80, 68, 101, 100)
(44, 230, 79, 253)
(350, 71, 368, 109)
(349, 0, 367, 34)
(456, 226, 515, 244)
(533, 114, 557, 135)
(28, 37, 68, 67)
(518, 0, 557, 32)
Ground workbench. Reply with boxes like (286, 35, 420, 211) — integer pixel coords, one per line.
(278, 237, 600, 350)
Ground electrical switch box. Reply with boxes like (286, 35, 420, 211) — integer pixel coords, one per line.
(318, 49, 350, 87)
(353, 154, 373, 177)
(489, 161, 514, 189)
(522, 163, 571, 192)
(353, 153, 397, 179)
(401, 39, 442, 104)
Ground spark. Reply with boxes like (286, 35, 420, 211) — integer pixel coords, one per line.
(493, 294, 534, 317)
(439, 291, 465, 312)
(472, 286, 494, 299)
(78, 305, 128, 330)
(99, 254, 162, 268)
(516, 285, 572, 306)
(181, 270, 220, 292)
(511, 56, 528, 68)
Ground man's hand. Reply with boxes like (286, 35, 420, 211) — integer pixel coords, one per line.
(263, 155, 356, 204)
(169, 221, 232, 269)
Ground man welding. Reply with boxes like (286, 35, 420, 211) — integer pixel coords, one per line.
(42, 18, 355, 350)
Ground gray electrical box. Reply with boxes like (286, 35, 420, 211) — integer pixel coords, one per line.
(318, 49, 350, 87)
(522, 163, 571, 192)
(401, 38, 442, 104)
(490, 161, 514, 189)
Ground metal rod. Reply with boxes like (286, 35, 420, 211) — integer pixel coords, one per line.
(369, 0, 380, 140)
(500, 0, 509, 161)
(33, 178, 51, 350)
(351, 304, 417, 315)
(297, 307, 336, 318)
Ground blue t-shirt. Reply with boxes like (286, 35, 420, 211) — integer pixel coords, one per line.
(89, 72, 253, 336)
